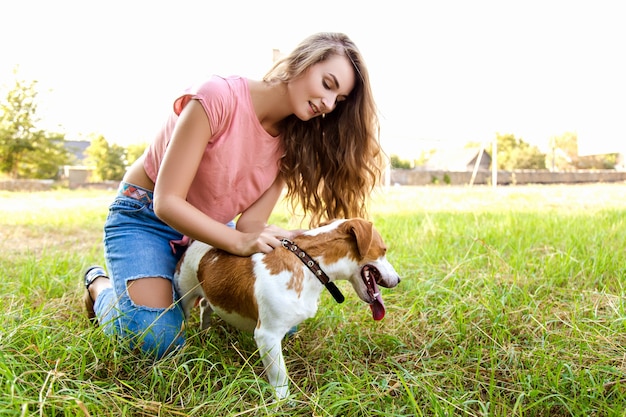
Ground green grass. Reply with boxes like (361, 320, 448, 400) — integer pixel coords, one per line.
(1, 184, 625, 416)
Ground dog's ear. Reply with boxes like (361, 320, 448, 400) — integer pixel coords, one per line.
(345, 218, 374, 258)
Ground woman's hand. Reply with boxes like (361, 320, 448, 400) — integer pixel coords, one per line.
(237, 225, 306, 256)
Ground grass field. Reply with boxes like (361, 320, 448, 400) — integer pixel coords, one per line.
(1, 183, 625, 416)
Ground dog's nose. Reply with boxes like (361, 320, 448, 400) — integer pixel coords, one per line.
(379, 275, 400, 288)
(387, 274, 401, 287)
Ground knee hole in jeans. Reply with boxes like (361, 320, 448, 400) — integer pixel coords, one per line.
(127, 277, 174, 309)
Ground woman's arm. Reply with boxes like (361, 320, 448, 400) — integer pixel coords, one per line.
(236, 175, 284, 233)
(236, 175, 304, 247)
(152, 100, 285, 256)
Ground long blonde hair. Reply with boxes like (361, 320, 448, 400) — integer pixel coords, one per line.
(264, 32, 384, 226)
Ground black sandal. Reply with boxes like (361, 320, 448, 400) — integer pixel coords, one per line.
(83, 266, 109, 324)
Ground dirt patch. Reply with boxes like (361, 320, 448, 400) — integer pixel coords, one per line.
(1, 224, 103, 257)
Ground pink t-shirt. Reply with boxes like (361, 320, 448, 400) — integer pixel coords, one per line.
(143, 75, 284, 224)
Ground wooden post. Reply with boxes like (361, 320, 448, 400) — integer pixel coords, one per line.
(492, 138, 498, 188)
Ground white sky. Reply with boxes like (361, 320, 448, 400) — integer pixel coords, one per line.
(1, 0, 624, 156)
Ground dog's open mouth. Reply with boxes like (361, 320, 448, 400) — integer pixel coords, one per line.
(361, 265, 385, 321)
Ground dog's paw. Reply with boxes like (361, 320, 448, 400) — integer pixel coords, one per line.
(270, 394, 295, 408)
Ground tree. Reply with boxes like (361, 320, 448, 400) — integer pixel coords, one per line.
(126, 142, 148, 166)
(495, 133, 546, 170)
(548, 132, 578, 171)
(19, 132, 71, 179)
(85, 135, 127, 181)
(0, 70, 70, 179)
(390, 154, 412, 169)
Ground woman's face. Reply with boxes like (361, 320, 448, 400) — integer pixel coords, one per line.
(288, 53, 356, 121)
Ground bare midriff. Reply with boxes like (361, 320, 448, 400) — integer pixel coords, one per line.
(123, 155, 155, 191)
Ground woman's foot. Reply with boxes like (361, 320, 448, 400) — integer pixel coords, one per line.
(83, 266, 109, 325)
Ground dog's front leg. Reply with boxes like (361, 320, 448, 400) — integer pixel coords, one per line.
(199, 298, 213, 330)
(254, 328, 289, 399)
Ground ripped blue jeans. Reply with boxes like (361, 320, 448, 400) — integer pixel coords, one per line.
(94, 183, 188, 359)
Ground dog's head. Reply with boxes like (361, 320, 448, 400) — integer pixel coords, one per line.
(300, 218, 401, 321)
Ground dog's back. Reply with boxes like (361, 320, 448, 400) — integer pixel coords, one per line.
(175, 238, 314, 333)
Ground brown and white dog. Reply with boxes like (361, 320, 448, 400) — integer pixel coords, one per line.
(173, 218, 400, 399)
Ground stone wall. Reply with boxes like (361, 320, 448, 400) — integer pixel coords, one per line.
(0, 179, 55, 191)
(390, 169, 626, 186)
(3, 170, 625, 191)
(0, 179, 119, 191)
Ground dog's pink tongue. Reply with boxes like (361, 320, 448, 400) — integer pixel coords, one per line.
(370, 294, 386, 321)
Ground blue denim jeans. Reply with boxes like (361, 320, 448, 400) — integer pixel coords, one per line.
(93, 183, 187, 359)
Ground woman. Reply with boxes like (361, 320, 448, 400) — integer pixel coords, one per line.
(84, 32, 383, 359)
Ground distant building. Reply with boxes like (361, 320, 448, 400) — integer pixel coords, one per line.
(61, 140, 93, 188)
(425, 147, 491, 171)
(64, 140, 90, 163)
(573, 153, 621, 170)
